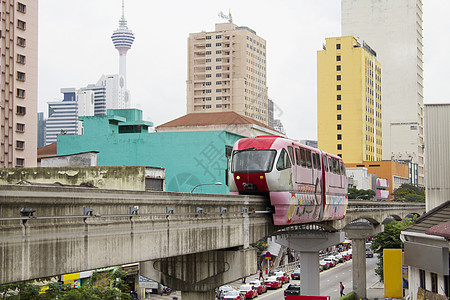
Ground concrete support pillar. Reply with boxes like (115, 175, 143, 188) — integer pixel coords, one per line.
(140, 248, 256, 296)
(343, 221, 376, 300)
(275, 230, 345, 296)
(352, 237, 367, 298)
(299, 251, 320, 295)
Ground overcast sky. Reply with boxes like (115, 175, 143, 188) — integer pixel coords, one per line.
(38, 1, 450, 141)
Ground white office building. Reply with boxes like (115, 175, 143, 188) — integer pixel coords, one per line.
(45, 89, 94, 145)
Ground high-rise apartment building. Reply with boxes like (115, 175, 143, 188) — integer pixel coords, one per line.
(342, 0, 424, 185)
(1, 1, 38, 167)
(187, 22, 269, 125)
(45, 88, 94, 145)
(318, 36, 382, 163)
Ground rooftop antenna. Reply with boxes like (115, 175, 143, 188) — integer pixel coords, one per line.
(218, 9, 233, 23)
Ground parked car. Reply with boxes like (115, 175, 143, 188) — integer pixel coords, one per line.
(335, 253, 345, 263)
(239, 285, 258, 299)
(249, 280, 267, 294)
(273, 271, 290, 284)
(264, 276, 282, 289)
(319, 265, 324, 272)
(323, 257, 337, 267)
(291, 268, 301, 280)
(319, 260, 330, 270)
(218, 285, 235, 299)
(284, 283, 301, 299)
(223, 290, 243, 300)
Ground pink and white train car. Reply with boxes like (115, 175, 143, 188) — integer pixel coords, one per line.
(229, 136, 348, 225)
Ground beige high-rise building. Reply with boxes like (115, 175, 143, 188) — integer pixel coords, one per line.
(342, 0, 424, 186)
(187, 22, 269, 125)
(1, 1, 38, 168)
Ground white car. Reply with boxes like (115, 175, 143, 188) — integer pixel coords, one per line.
(223, 290, 243, 300)
(218, 285, 234, 299)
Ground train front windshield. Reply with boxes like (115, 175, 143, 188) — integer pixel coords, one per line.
(231, 149, 276, 173)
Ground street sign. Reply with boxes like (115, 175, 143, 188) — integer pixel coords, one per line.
(265, 252, 271, 259)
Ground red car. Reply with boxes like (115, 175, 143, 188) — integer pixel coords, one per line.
(238, 285, 258, 299)
(274, 271, 290, 284)
(249, 280, 267, 294)
(290, 269, 301, 280)
(264, 276, 282, 289)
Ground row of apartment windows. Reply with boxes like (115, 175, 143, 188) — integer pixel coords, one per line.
(204, 58, 230, 63)
(246, 36, 265, 49)
(205, 35, 226, 40)
(205, 43, 223, 47)
(202, 104, 230, 109)
(205, 51, 230, 55)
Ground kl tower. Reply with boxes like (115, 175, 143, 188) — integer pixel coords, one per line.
(111, 0, 135, 85)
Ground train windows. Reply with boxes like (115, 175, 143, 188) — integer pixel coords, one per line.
(336, 160, 341, 174)
(312, 152, 318, 169)
(316, 153, 321, 170)
(287, 146, 295, 165)
(295, 148, 301, 165)
(328, 158, 334, 173)
(299, 148, 307, 167)
(306, 150, 312, 169)
(340, 161, 346, 175)
(231, 149, 276, 173)
(323, 156, 328, 172)
(276, 149, 292, 171)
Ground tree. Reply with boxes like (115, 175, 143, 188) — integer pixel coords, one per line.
(392, 183, 425, 202)
(371, 217, 415, 281)
(348, 188, 376, 200)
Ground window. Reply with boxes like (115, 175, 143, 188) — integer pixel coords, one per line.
(300, 148, 307, 167)
(16, 158, 24, 167)
(337, 144, 342, 150)
(205, 89, 211, 93)
(216, 104, 222, 108)
(336, 43, 341, 49)
(431, 273, 438, 293)
(337, 104, 341, 110)
(17, 54, 26, 64)
(337, 134, 342, 140)
(17, 71, 25, 81)
(337, 95, 341, 100)
(16, 89, 25, 98)
(216, 81, 222, 85)
(287, 146, 295, 165)
(16, 123, 25, 132)
(17, 2, 26, 13)
(205, 97, 211, 101)
(206, 51, 211, 55)
(336, 65, 341, 71)
(17, 20, 26, 30)
(206, 43, 211, 47)
(206, 36, 211, 40)
(216, 73, 222, 77)
(216, 96, 222, 100)
(17, 37, 26, 47)
(216, 35, 221, 39)
(337, 114, 341, 120)
(338, 154, 342, 158)
(419, 270, 426, 289)
(206, 74, 211, 78)
(295, 148, 301, 165)
(337, 75, 341, 81)
(336, 55, 341, 61)
(216, 43, 222, 46)
(206, 58, 211, 62)
(204, 82, 211, 86)
(16, 140, 24, 150)
(306, 150, 312, 168)
(337, 85, 341, 91)
(216, 66, 222, 69)
(276, 149, 291, 171)
(323, 156, 329, 172)
(206, 66, 211, 70)
(216, 50, 222, 54)
(337, 124, 342, 130)
(216, 89, 222, 92)
(216, 58, 222, 62)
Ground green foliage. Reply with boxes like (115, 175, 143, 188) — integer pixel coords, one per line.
(348, 188, 376, 200)
(338, 291, 357, 300)
(393, 183, 425, 202)
(371, 217, 415, 281)
(251, 239, 268, 253)
(0, 267, 132, 300)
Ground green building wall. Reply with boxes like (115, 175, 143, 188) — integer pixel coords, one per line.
(57, 109, 244, 194)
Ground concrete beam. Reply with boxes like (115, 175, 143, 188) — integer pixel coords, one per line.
(140, 249, 256, 294)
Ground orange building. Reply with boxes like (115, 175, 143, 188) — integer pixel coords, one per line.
(346, 160, 409, 200)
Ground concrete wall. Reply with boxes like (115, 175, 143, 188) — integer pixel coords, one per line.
(0, 166, 148, 191)
(41, 152, 98, 167)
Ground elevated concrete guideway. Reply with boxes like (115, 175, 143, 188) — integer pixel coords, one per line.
(0, 185, 424, 298)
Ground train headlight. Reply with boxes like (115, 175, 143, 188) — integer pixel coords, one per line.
(259, 175, 264, 180)
(236, 176, 241, 180)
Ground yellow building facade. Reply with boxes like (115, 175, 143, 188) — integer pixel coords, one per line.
(318, 36, 382, 164)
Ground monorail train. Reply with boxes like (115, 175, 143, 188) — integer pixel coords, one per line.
(229, 136, 347, 225)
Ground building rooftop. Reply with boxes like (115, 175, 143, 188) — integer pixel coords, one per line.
(157, 111, 275, 131)
(404, 200, 450, 237)
(37, 142, 57, 159)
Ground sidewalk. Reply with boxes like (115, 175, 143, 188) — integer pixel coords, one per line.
(366, 281, 385, 300)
